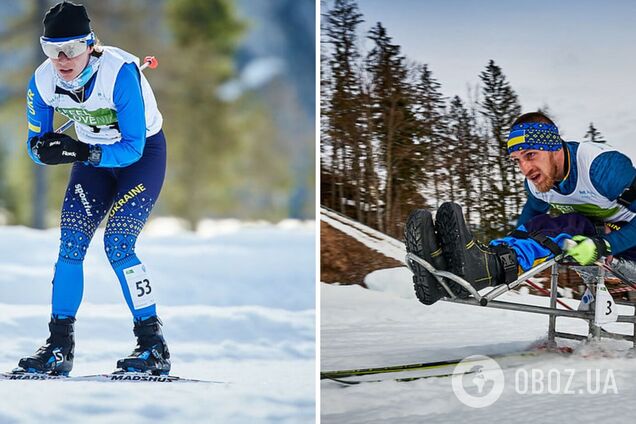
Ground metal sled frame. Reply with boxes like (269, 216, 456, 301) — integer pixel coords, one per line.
(405, 252, 636, 348)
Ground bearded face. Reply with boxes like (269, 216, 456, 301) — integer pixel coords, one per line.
(510, 149, 563, 193)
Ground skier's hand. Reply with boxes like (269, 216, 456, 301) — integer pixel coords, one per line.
(29, 135, 45, 160)
(32, 133, 89, 165)
(565, 235, 611, 266)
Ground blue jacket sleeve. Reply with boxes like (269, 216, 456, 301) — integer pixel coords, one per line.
(26, 75, 54, 165)
(517, 180, 550, 227)
(589, 150, 636, 255)
(94, 62, 146, 168)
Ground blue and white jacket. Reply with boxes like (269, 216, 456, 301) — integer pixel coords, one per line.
(518, 141, 636, 255)
(26, 46, 162, 168)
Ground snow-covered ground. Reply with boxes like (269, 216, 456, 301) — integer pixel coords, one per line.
(0, 220, 315, 423)
(320, 209, 636, 423)
(322, 276, 636, 423)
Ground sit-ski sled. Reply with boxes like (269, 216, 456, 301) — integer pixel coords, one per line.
(405, 246, 636, 349)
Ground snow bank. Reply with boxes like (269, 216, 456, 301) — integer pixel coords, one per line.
(0, 222, 315, 311)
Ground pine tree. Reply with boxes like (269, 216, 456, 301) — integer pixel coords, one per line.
(319, 12, 334, 209)
(479, 60, 522, 238)
(165, 0, 248, 225)
(366, 22, 418, 236)
(322, 0, 364, 217)
(462, 84, 491, 236)
(359, 78, 382, 228)
(413, 64, 447, 209)
(584, 122, 606, 143)
(447, 96, 480, 223)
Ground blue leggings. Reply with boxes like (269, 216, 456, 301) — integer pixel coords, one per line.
(51, 130, 166, 320)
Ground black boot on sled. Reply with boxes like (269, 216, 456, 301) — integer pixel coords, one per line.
(116, 316, 171, 375)
(405, 209, 448, 305)
(17, 316, 75, 375)
(435, 202, 518, 296)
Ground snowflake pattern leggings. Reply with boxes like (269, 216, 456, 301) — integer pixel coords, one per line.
(51, 130, 166, 320)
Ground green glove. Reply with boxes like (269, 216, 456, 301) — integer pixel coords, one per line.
(565, 235, 611, 266)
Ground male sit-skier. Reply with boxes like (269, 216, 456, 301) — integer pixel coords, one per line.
(406, 111, 636, 305)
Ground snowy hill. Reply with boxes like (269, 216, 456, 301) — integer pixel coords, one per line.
(320, 209, 636, 423)
(320, 208, 403, 285)
(0, 220, 315, 423)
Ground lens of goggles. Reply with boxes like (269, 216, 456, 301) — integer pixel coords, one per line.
(40, 33, 94, 59)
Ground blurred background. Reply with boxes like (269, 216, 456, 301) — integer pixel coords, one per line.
(0, 0, 315, 229)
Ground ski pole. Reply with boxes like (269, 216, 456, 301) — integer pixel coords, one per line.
(595, 261, 636, 290)
(524, 279, 573, 310)
(564, 239, 636, 289)
(54, 55, 159, 134)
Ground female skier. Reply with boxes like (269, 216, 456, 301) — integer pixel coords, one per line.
(20, 1, 169, 375)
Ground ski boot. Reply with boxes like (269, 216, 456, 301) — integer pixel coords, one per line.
(404, 209, 448, 305)
(116, 316, 171, 375)
(435, 202, 518, 296)
(17, 316, 75, 375)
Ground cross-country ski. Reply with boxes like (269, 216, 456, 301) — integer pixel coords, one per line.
(0, 371, 216, 384)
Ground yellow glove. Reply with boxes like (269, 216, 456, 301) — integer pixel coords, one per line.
(565, 235, 611, 266)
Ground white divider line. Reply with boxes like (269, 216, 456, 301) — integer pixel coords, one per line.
(320, 208, 405, 252)
(320, 213, 406, 263)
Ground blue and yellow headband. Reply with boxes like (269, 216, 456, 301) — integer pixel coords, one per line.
(507, 122, 563, 154)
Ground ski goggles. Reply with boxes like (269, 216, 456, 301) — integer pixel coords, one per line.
(40, 32, 95, 59)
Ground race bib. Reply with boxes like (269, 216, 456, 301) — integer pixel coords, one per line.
(123, 264, 156, 310)
(594, 282, 618, 326)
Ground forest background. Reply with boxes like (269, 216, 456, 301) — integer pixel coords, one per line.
(0, 0, 315, 228)
(321, 0, 618, 240)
